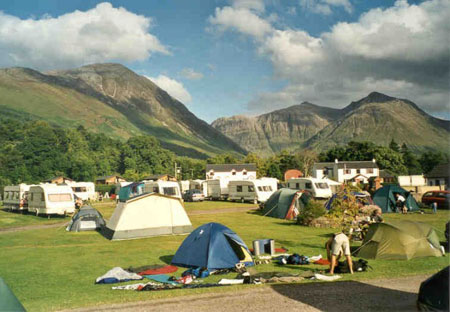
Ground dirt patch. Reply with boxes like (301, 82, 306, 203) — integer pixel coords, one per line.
(0, 221, 68, 234)
(63, 274, 427, 312)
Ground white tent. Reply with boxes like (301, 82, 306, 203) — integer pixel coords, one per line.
(103, 193, 192, 240)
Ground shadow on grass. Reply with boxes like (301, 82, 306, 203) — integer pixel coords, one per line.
(247, 210, 263, 216)
(159, 255, 174, 264)
(271, 280, 417, 311)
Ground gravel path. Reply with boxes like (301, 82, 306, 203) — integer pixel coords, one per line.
(64, 274, 427, 312)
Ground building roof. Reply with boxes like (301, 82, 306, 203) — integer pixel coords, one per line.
(314, 160, 378, 169)
(425, 163, 450, 178)
(206, 163, 257, 172)
(95, 175, 123, 180)
(44, 176, 73, 182)
(379, 169, 396, 178)
(143, 174, 176, 180)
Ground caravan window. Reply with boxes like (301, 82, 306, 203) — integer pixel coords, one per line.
(248, 185, 255, 192)
(296, 183, 300, 189)
(237, 185, 243, 192)
(14, 192, 19, 200)
(48, 193, 72, 202)
(305, 182, 312, 189)
(73, 187, 87, 192)
(258, 186, 263, 191)
(263, 186, 272, 192)
(163, 187, 178, 196)
(153, 187, 159, 193)
(315, 183, 329, 189)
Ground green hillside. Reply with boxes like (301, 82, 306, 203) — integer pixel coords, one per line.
(0, 65, 245, 159)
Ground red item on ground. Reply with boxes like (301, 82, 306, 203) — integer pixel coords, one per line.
(249, 248, 287, 254)
(314, 259, 330, 265)
(138, 265, 178, 276)
(177, 275, 193, 284)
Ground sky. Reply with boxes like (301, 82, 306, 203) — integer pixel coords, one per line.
(0, 0, 448, 122)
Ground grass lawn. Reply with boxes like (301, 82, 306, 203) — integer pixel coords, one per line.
(0, 202, 448, 312)
(0, 208, 70, 229)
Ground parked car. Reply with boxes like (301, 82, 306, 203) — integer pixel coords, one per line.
(183, 189, 205, 202)
(421, 190, 450, 209)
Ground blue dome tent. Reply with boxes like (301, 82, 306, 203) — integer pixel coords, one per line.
(171, 222, 253, 270)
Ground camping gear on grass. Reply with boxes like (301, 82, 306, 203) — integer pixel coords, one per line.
(144, 274, 178, 285)
(252, 239, 275, 255)
(334, 259, 370, 273)
(138, 265, 178, 276)
(171, 222, 254, 270)
(66, 205, 105, 232)
(417, 266, 449, 311)
(102, 193, 192, 240)
(0, 277, 26, 312)
(95, 267, 143, 284)
(357, 221, 443, 260)
(372, 185, 420, 213)
(262, 188, 310, 220)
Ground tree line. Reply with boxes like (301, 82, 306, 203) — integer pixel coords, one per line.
(0, 119, 447, 187)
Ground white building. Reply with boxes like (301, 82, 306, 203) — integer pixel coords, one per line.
(205, 163, 257, 181)
(398, 175, 426, 187)
(312, 159, 379, 183)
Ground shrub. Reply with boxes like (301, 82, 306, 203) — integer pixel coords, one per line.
(297, 200, 327, 226)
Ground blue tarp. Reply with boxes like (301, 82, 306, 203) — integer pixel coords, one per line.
(171, 222, 254, 270)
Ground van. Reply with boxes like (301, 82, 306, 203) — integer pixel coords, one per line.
(206, 179, 229, 200)
(228, 180, 277, 204)
(68, 182, 96, 201)
(287, 177, 332, 199)
(144, 181, 182, 199)
(3, 184, 34, 211)
(28, 184, 76, 216)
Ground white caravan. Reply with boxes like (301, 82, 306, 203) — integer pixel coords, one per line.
(3, 184, 34, 211)
(228, 180, 277, 204)
(189, 179, 208, 197)
(28, 184, 76, 216)
(68, 182, 96, 201)
(206, 179, 229, 200)
(287, 177, 332, 199)
(179, 180, 190, 194)
(144, 181, 182, 199)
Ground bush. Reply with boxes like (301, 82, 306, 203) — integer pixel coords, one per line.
(297, 200, 327, 226)
(95, 184, 116, 195)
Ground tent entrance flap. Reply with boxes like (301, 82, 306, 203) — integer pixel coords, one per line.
(225, 235, 253, 263)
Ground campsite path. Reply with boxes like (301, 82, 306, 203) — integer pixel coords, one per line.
(65, 274, 428, 312)
(0, 221, 68, 234)
(187, 206, 259, 215)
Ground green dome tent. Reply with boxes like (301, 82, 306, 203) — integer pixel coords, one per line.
(261, 188, 310, 220)
(357, 221, 443, 260)
(0, 277, 25, 312)
(372, 185, 420, 213)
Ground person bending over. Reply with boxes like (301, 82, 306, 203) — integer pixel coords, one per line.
(326, 231, 353, 275)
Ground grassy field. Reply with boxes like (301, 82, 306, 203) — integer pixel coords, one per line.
(0, 201, 448, 312)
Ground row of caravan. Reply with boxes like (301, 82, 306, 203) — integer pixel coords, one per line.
(3, 184, 76, 216)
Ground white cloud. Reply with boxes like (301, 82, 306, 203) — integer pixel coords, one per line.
(146, 75, 192, 104)
(0, 2, 169, 70)
(209, 0, 449, 116)
(230, 0, 265, 12)
(208, 7, 273, 40)
(300, 0, 353, 15)
(180, 68, 204, 80)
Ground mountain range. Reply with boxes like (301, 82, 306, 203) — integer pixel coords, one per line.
(0, 63, 448, 158)
(212, 92, 450, 155)
(0, 64, 245, 158)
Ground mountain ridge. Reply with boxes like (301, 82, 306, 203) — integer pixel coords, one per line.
(212, 92, 450, 155)
(0, 63, 246, 158)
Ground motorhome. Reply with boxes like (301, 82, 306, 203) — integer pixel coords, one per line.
(3, 184, 34, 211)
(206, 179, 229, 200)
(28, 184, 76, 216)
(189, 179, 208, 197)
(143, 181, 182, 199)
(287, 177, 332, 199)
(228, 179, 277, 204)
(68, 182, 96, 201)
